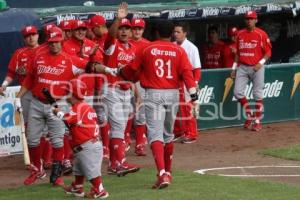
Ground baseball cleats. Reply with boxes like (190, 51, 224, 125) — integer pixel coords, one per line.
(173, 135, 184, 142)
(107, 167, 117, 175)
(53, 176, 64, 187)
(24, 165, 46, 185)
(116, 162, 140, 177)
(64, 183, 85, 197)
(152, 173, 171, 189)
(244, 113, 254, 129)
(252, 122, 262, 132)
(135, 144, 146, 156)
(181, 137, 196, 144)
(85, 188, 109, 199)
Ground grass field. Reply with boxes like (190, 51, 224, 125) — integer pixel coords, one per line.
(260, 144, 300, 161)
(1, 168, 300, 200)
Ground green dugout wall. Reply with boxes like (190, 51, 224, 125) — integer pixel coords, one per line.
(197, 63, 300, 130)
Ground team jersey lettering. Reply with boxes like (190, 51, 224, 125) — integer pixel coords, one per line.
(151, 48, 176, 57)
(37, 65, 65, 75)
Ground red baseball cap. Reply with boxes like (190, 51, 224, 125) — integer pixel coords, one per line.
(90, 15, 106, 28)
(58, 20, 73, 30)
(228, 27, 238, 37)
(131, 18, 145, 28)
(47, 27, 64, 42)
(119, 18, 131, 28)
(72, 20, 87, 30)
(245, 10, 257, 19)
(21, 25, 38, 36)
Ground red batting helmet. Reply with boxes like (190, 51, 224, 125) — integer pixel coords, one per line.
(66, 79, 87, 100)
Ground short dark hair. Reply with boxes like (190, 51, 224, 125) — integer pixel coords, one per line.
(174, 21, 189, 33)
(156, 21, 174, 38)
(208, 25, 218, 33)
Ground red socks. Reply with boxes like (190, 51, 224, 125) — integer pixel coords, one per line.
(164, 142, 174, 173)
(110, 138, 125, 167)
(135, 125, 146, 147)
(100, 123, 110, 152)
(52, 147, 64, 162)
(29, 145, 41, 170)
(239, 97, 252, 117)
(255, 100, 263, 122)
(151, 141, 165, 173)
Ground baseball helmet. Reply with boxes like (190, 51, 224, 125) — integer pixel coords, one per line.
(66, 79, 87, 100)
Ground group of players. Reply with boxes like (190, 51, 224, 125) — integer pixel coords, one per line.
(0, 1, 271, 198)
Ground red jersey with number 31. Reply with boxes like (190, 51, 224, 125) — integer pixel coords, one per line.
(237, 27, 272, 66)
(64, 102, 99, 146)
(124, 40, 196, 90)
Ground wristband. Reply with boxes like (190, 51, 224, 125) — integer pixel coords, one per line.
(2, 80, 9, 88)
(258, 58, 266, 65)
(57, 111, 65, 120)
(231, 62, 238, 70)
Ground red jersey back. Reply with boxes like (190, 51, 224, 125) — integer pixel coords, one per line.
(130, 40, 195, 89)
(64, 102, 99, 146)
(201, 40, 225, 69)
(237, 27, 272, 66)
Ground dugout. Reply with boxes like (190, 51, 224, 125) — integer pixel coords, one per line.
(30, 0, 300, 65)
(0, 5, 41, 82)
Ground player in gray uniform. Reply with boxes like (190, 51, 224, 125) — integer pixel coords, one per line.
(119, 21, 198, 189)
(231, 10, 272, 132)
(53, 79, 108, 199)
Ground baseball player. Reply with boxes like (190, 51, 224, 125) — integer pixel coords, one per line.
(127, 18, 150, 156)
(101, 2, 139, 176)
(173, 22, 202, 144)
(58, 20, 73, 40)
(89, 14, 111, 160)
(63, 20, 103, 170)
(119, 21, 198, 189)
(0, 25, 54, 169)
(53, 79, 109, 199)
(15, 27, 115, 186)
(231, 11, 272, 131)
(201, 25, 225, 69)
(221, 27, 238, 68)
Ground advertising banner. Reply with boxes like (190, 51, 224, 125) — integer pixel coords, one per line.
(0, 86, 23, 156)
(198, 63, 300, 129)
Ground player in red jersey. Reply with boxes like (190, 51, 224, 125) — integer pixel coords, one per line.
(128, 18, 150, 156)
(58, 20, 73, 40)
(53, 79, 109, 199)
(15, 27, 114, 186)
(221, 27, 238, 68)
(119, 21, 198, 189)
(89, 14, 111, 159)
(201, 25, 225, 69)
(100, 2, 140, 176)
(231, 11, 272, 132)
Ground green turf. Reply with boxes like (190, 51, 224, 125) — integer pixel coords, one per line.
(1, 168, 300, 200)
(260, 144, 300, 161)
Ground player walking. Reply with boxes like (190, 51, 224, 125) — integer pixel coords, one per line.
(119, 21, 198, 189)
(53, 79, 109, 199)
(232, 11, 272, 131)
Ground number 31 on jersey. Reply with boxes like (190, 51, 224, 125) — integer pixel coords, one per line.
(155, 59, 173, 79)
